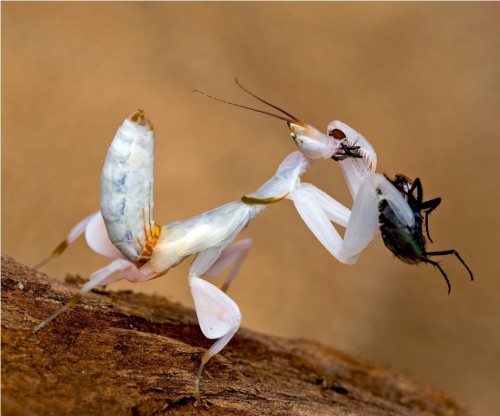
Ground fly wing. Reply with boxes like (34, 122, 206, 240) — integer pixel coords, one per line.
(376, 174, 415, 227)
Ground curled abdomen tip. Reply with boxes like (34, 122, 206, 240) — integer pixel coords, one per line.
(130, 109, 153, 130)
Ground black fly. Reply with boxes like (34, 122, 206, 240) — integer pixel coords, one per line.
(378, 174, 474, 293)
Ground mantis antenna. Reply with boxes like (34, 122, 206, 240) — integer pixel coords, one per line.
(193, 78, 308, 128)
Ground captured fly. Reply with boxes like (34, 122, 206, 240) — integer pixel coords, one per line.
(378, 174, 474, 293)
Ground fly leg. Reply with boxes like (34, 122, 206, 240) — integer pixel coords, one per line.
(420, 196, 441, 243)
(409, 178, 442, 243)
(422, 258, 452, 294)
(426, 248, 474, 293)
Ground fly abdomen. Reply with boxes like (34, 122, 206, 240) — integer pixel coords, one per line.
(379, 197, 426, 265)
(380, 221, 425, 264)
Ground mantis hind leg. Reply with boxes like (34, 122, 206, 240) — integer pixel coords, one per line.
(33, 212, 99, 269)
(33, 258, 145, 332)
(34, 211, 126, 270)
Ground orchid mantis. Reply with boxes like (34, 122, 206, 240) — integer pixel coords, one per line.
(34, 109, 376, 404)
(34, 81, 473, 406)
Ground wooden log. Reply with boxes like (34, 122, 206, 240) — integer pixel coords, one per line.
(1, 254, 470, 416)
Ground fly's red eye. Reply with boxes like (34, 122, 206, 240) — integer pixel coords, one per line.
(329, 129, 346, 139)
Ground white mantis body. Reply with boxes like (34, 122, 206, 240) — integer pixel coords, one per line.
(34, 109, 379, 404)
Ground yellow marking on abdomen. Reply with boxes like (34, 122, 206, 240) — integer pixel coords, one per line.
(134, 205, 162, 266)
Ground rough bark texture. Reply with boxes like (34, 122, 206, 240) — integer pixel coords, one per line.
(2, 254, 470, 416)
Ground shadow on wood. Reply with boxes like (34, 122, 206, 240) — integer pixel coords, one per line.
(1, 254, 470, 416)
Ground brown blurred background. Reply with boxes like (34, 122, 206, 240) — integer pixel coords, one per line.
(2, 3, 499, 415)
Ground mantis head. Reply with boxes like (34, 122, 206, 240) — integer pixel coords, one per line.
(288, 122, 338, 160)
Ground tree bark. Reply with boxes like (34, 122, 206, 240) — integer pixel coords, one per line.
(2, 254, 470, 416)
